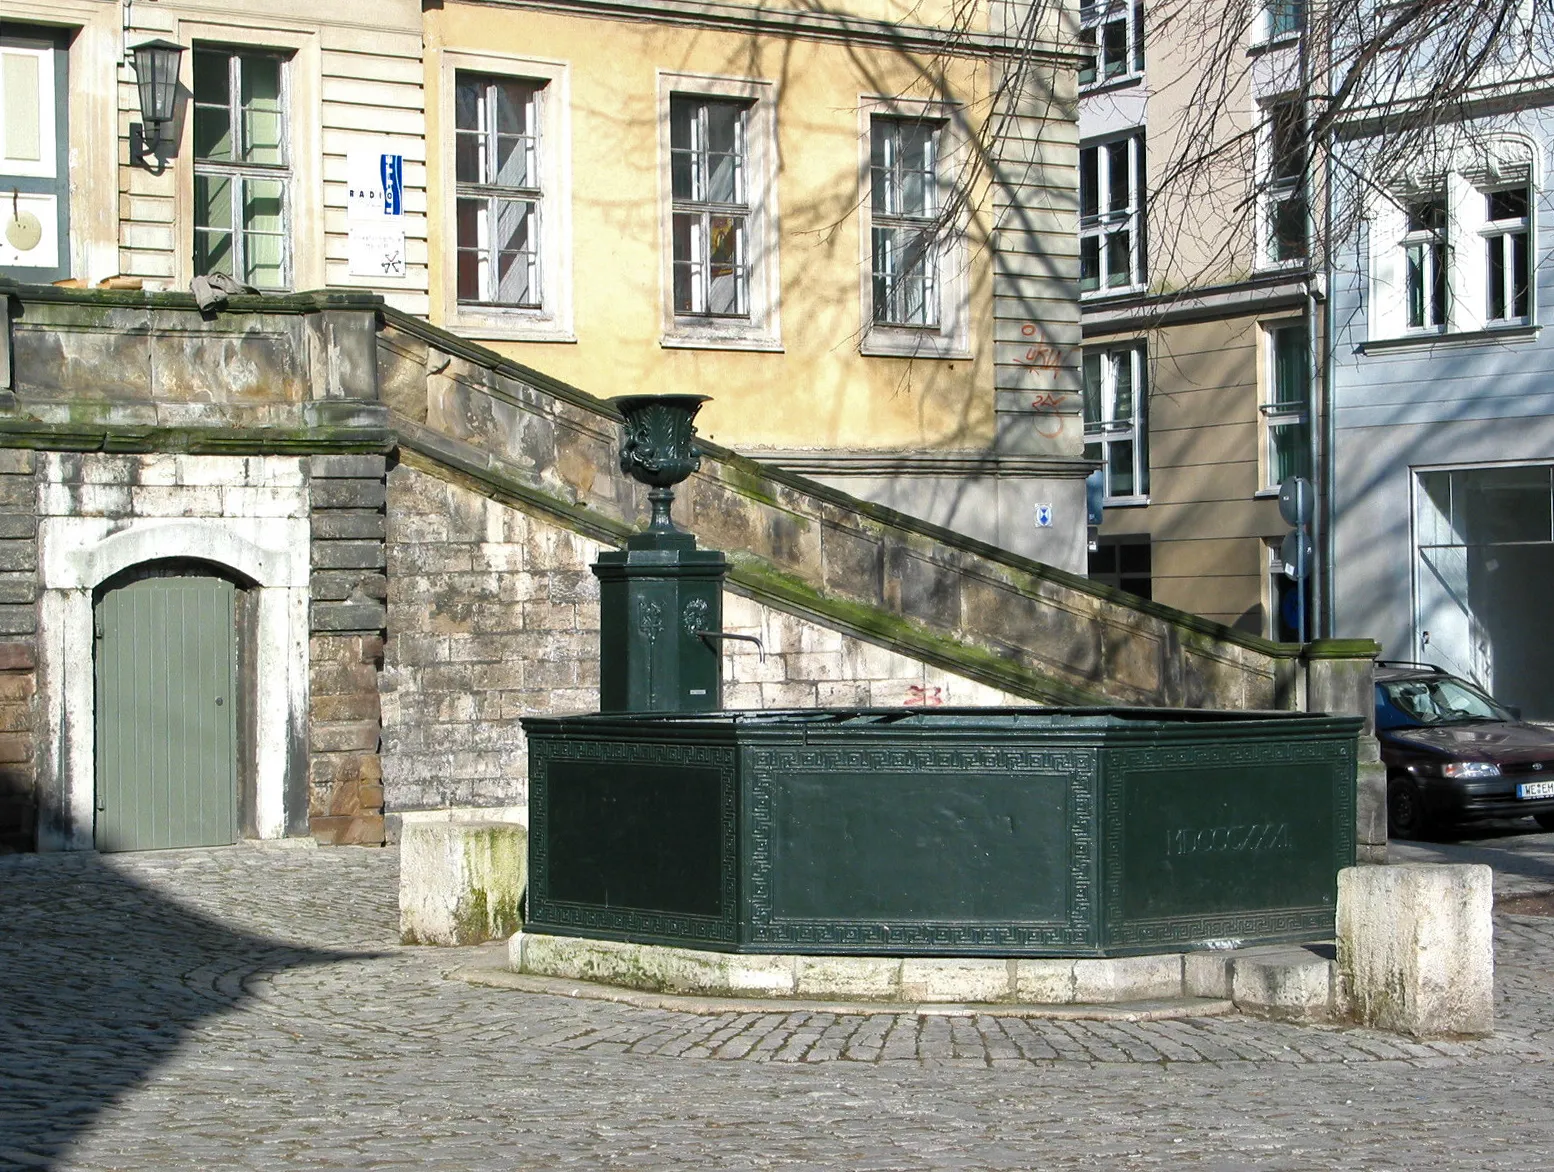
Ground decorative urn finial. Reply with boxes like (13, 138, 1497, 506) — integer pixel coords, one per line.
(611, 394, 711, 537)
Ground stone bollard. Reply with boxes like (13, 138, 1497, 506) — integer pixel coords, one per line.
(399, 818, 527, 946)
(1337, 863, 1493, 1038)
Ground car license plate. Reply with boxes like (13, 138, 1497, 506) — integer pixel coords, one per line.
(1519, 780, 1554, 799)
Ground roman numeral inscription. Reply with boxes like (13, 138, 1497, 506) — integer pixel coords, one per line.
(1166, 823, 1292, 857)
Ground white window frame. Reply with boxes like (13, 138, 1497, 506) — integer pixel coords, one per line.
(857, 97, 970, 359)
(1254, 0, 1304, 45)
(439, 51, 573, 342)
(454, 74, 542, 310)
(190, 45, 293, 291)
(1256, 97, 1308, 270)
(172, 21, 322, 294)
(1402, 192, 1449, 332)
(1078, 1, 1145, 91)
(1080, 134, 1145, 297)
(1082, 342, 1149, 505)
(657, 71, 781, 352)
(1259, 319, 1310, 491)
(1483, 186, 1531, 326)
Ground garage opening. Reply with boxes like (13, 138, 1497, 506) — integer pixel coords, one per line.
(1415, 465, 1554, 720)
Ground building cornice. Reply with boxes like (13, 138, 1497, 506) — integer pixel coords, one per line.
(446, 0, 1080, 64)
(1080, 273, 1314, 336)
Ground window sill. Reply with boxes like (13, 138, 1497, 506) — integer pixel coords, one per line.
(1081, 283, 1148, 303)
(1079, 73, 1144, 98)
(1103, 496, 1151, 509)
(661, 330, 784, 354)
(1248, 32, 1301, 55)
(1252, 257, 1311, 276)
(860, 328, 971, 360)
(1358, 323, 1541, 355)
(1253, 487, 1283, 499)
(449, 306, 575, 344)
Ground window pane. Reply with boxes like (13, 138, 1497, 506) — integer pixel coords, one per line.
(706, 215, 744, 314)
(1082, 353, 1102, 426)
(1488, 188, 1528, 221)
(193, 102, 232, 161)
(1416, 470, 1455, 547)
(1271, 194, 1307, 261)
(1408, 198, 1445, 233)
(670, 99, 698, 200)
(1455, 466, 1553, 545)
(1102, 19, 1127, 76)
(1107, 140, 1130, 213)
(192, 50, 229, 105)
(493, 199, 537, 305)
(1080, 148, 1098, 220)
(455, 198, 483, 301)
(194, 228, 233, 278)
(1112, 351, 1133, 423)
(455, 77, 482, 132)
(873, 225, 935, 325)
(495, 129, 534, 188)
(1489, 237, 1507, 320)
(494, 79, 530, 135)
(1430, 239, 1448, 324)
(704, 102, 742, 204)
(1270, 103, 1304, 181)
(672, 211, 700, 313)
(194, 173, 233, 232)
(1109, 440, 1135, 497)
(455, 128, 483, 185)
(1513, 231, 1530, 317)
(1132, 2, 1145, 71)
(1106, 228, 1131, 285)
(1406, 243, 1426, 327)
(1080, 236, 1100, 292)
(242, 177, 284, 234)
(1270, 421, 1310, 483)
(1273, 325, 1308, 405)
(240, 55, 284, 165)
(244, 230, 286, 290)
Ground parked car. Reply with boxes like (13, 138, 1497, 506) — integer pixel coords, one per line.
(1376, 662, 1554, 839)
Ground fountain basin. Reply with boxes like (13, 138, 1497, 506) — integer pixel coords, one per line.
(521, 707, 1362, 957)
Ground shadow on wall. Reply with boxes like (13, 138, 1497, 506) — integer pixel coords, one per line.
(0, 760, 34, 852)
(0, 852, 364, 1169)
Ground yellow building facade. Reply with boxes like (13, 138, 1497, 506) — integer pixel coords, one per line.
(424, 0, 1090, 568)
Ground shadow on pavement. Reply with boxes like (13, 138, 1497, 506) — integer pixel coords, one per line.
(0, 850, 363, 1170)
(1391, 820, 1554, 895)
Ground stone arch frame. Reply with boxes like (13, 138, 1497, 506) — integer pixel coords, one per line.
(37, 516, 310, 850)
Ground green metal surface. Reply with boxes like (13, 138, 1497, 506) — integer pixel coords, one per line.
(593, 548, 727, 713)
(94, 570, 238, 852)
(523, 708, 1363, 957)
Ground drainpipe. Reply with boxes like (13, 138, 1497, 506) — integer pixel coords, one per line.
(1301, 14, 1324, 640)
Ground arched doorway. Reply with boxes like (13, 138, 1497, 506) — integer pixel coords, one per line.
(93, 561, 246, 852)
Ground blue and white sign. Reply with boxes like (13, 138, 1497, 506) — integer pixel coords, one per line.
(1034, 502, 1054, 529)
(347, 140, 407, 278)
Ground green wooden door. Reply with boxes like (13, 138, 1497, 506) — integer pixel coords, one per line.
(94, 570, 238, 851)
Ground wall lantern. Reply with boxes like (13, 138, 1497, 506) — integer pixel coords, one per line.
(131, 39, 185, 169)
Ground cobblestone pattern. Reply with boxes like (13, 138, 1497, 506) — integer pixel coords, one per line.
(3, 845, 1554, 1170)
(380, 466, 1021, 816)
(308, 454, 389, 846)
(0, 448, 36, 851)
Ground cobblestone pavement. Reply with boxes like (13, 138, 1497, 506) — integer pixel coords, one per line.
(4, 844, 1554, 1170)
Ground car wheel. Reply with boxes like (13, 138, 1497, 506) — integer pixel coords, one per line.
(1388, 776, 1430, 840)
(1535, 813, 1554, 833)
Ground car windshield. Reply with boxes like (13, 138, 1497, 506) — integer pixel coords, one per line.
(1378, 676, 1513, 727)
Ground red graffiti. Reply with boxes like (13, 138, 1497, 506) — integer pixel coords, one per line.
(1031, 390, 1066, 438)
(903, 684, 944, 707)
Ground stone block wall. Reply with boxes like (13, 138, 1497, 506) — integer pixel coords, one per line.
(379, 464, 1022, 824)
(0, 450, 37, 851)
(308, 455, 389, 846)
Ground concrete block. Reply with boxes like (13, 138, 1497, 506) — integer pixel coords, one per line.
(1337, 863, 1494, 1038)
(899, 958, 1012, 1002)
(1013, 958, 1075, 1003)
(1183, 951, 1233, 999)
(398, 819, 527, 946)
(1072, 954, 1183, 1003)
(1230, 947, 1334, 1021)
(512, 933, 796, 997)
(794, 956, 902, 1000)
